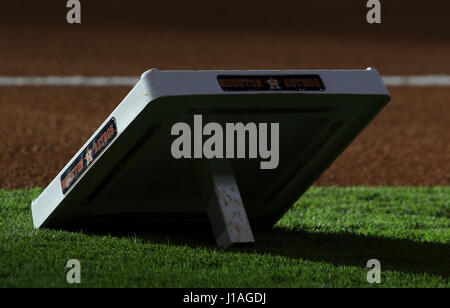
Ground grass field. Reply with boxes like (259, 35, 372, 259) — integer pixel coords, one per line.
(0, 187, 448, 287)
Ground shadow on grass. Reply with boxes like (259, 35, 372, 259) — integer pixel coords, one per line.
(251, 228, 450, 279)
(75, 221, 450, 279)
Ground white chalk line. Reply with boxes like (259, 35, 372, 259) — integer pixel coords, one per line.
(0, 75, 449, 87)
(382, 75, 450, 86)
(0, 76, 139, 86)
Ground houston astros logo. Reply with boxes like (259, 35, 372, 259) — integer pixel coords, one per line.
(266, 77, 281, 90)
(85, 148, 93, 165)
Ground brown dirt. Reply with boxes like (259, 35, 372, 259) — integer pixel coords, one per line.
(1, 27, 450, 76)
(0, 0, 449, 188)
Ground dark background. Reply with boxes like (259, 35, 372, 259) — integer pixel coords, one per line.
(0, 0, 449, 75)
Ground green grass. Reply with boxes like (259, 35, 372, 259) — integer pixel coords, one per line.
(0, 187, 449, 287)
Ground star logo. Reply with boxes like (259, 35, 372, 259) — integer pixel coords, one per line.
(266, 77, 281, 90)
(85, 148, 93, 165)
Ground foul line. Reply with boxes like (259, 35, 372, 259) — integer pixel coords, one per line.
(382, 75, 450, 86)
(0, 76, 139, 86)
(0, 75, 449, 87)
